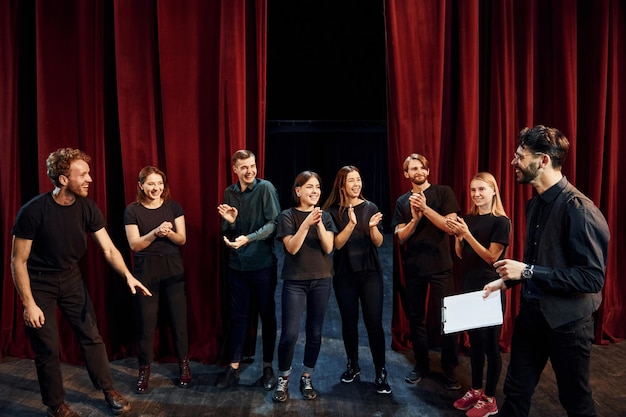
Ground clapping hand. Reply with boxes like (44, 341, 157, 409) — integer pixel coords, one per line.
(217, 204, 238, 224)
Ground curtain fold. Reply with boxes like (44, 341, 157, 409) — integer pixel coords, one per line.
(597, 0, 626, 343)
(385, 0, 449, 350)
(0, 0, 24, 356)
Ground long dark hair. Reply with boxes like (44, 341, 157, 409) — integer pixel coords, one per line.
(322, 165, 366, 218)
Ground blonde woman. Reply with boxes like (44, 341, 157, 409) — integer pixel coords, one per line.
(446, 172, 510, 417)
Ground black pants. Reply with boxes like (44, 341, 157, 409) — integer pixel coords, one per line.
(500, 303, 596, 417)
(227, 265, 277, 364)
(403, 270, 458, 374)
(333, 270, 386, 370)
(27, 268, 114, 408)
(468, 324, 502, 396)
(133, 254, 188, 366)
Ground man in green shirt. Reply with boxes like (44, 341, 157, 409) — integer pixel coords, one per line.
(216, 150, 281, 390)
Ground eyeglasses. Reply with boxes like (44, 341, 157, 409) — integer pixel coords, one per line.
(512, 152, 546, 162)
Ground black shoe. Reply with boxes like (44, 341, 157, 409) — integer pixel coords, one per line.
(272, 376, 289, 402)
(375, 367, 392, 394)
(46, 403, 80, 417)
(261, 366, 277, 390)
(103, 389, 131, 415)
(443, 371, 461, 390)
(340, 360, 361, 383)
(405, 367, 424, 384)
(217, 365, 240, 389)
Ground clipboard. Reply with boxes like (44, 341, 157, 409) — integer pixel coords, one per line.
(441, 289, 503, 334)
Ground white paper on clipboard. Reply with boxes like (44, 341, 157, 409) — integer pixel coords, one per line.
(441, 289, 503, 334)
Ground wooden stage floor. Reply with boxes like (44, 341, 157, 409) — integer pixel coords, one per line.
(1, 339, 625, 416)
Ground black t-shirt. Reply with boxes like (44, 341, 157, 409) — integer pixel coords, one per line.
(328, 200, 383, 275)
(11, 192, 106, 273)
(391, 184, 460, 275)
(124, 200, 185, 257)
(460, 213, 511, 291)
(276, 208, 337, 280)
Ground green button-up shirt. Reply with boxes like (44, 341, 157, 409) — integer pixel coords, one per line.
(222, 178, 280, 271)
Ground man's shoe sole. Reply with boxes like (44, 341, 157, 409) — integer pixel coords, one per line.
(109, 404, 131, 415)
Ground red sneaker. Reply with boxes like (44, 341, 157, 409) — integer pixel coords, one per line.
(466, 396, 498, 417)
(453, 388, 483, 410)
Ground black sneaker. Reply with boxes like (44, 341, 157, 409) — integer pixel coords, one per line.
(340, 362, 361, 383)
(272, 376, 289, 402)
(216, 366, 240, 389)
(375, 367, 392, 394)
(261, 366, 277, 390)
(405, 367, 424, 384)
(444, 372, 461, 390)
(299, 375, 317, 400)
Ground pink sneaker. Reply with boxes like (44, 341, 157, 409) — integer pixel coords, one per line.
(466, 396, 498, 417)
(453, 388, 483, 410)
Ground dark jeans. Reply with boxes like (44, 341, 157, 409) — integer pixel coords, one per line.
(26, 268, 114, 408)
(133, 254, 188, 365)
(403, 270, 458, 374)
(277, 278, 331, 375)
(500, 302, 596, 417)
(228, 265, 277, 364)
(333, 270, 386, 370)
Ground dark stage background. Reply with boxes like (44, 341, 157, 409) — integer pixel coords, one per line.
(1, 0, 624, 369)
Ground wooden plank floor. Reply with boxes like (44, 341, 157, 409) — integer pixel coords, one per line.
(2, 236, 625, 416)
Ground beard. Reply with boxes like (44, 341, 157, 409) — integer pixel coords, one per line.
(516, 162, 540, 184)
(410, 175, 428, 186)
(67, 182, 88, 198)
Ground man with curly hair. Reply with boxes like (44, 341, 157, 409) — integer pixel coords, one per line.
(11, 148, 152, 417)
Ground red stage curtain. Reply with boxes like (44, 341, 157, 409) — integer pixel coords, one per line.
(0, 0, 267, 364)
(0, 0, 27, 357)
(385, 0, 626, 351)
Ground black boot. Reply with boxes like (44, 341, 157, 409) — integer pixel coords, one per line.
(178, 357, 192, 388)
(135, 365, 150, 394)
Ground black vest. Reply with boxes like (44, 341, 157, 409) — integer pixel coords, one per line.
(524, 181, 608, 329)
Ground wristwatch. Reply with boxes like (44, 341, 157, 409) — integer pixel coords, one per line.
(522, 264, 534, 279)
